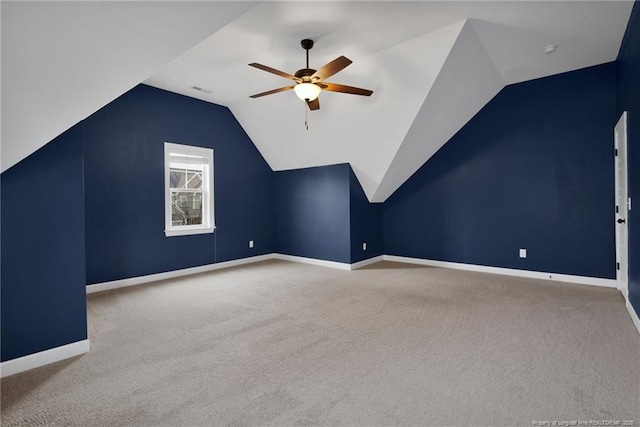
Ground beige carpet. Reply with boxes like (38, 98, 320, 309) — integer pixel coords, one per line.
(2, 260, 639, 426)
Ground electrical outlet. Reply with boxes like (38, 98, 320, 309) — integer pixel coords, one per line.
(249, 240, 254, 249)
(363, 243, 367, 251)
(519, 249, 527, 258)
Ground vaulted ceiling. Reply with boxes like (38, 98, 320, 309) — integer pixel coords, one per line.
(0, 1, 257, 173)
(2, 2, 634, 202)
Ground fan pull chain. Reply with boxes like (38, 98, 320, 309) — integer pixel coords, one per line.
(304, 101, 309, 130)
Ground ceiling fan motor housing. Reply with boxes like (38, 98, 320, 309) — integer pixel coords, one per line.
(294, 68, 317, 80)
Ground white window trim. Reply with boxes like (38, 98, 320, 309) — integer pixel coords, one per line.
(164, 142, 215, 237)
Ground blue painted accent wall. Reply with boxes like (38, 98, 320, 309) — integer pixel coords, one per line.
(350, 168, 383, 263)
(84, 85, 275, 284)
(275, 164, 351, 263)
(618, 0, 640, 315)
(1, 127, 87, 362)
(384, 63, 617, 279)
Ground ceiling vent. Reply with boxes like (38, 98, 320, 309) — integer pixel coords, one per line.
(191, 86, 213, 94)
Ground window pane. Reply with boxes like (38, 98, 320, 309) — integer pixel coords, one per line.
(171, 191, 203, 226)
(170, 169, 186, 189)
(186, 171, 203, 189)
(170, 165, 203, 190)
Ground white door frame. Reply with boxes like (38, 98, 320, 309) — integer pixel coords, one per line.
(614, 111, 629, 300)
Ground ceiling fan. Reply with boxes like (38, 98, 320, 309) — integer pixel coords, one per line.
(248, 39, 373, 111)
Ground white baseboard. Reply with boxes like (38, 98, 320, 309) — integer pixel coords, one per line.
(0, 339, 90, 378)
(87, 254, 278, 294)
(274, 254, 352, 271)
(626, 300, 640, 337)
(619, 281, 629, 301)
(351, 255, 385, 270)
(382, 255, 618, 289)
(88, 253, 617, 295)
(274, 254, 384, 271)
(87, 254, 387, 296)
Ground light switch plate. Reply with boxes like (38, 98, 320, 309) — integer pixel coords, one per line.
(519, 249, 526, 258)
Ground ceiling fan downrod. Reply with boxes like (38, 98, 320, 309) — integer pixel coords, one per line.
(302, 39, 314, 130)
(301, 39, 314, 69)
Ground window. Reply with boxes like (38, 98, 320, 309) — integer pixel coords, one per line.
(164, 142, 214, 237)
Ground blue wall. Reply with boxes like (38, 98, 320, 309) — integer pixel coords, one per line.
(1, 127, 87, 362)
(384, 63, 617, 279)
(350, 168, 383, 263)
(84, 85, 275, 284)
(275, 163, 382, 264)
(275, 164, 351, 263)
(618, 0, 640, 315)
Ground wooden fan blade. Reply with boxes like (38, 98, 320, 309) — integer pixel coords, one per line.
(307, 98, 320, 111)
(321, 82, 373, 96)
(310, 56, 352, 81)
(249, 63, 300, 82)
(249, 85, 295, 98)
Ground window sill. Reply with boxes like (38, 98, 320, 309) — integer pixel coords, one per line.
(165, 226, 215, 237)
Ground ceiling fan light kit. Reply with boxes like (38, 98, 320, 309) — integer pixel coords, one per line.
(293, 82, 321, 101)
(249, 38, 373, 113)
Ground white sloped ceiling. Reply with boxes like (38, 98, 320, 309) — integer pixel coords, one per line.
(1, 1, 257, 172)
(372, 20, 505, 202)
